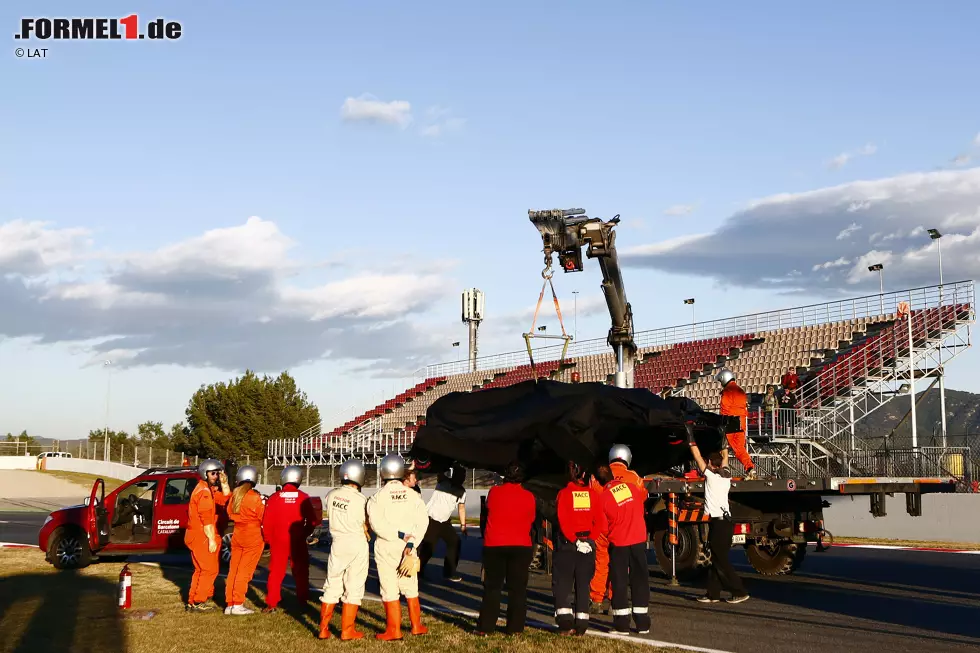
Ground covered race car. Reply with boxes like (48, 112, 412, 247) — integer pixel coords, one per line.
(408, 379, 737, 502)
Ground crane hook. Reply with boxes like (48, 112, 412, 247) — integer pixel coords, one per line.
(542, 264, 554, 280)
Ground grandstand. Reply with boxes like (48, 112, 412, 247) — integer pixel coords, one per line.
(267, 280, 974, 481)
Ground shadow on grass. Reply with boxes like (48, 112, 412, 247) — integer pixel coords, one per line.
(0, 570, 126, 653)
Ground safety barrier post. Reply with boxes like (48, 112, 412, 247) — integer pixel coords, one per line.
(668, 492, 679, 586)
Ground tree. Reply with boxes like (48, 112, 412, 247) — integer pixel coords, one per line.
(88, 429, 133, 448)
(5, 430, 37, 445)
(179, 370, 320, 459)
(136, 421, 170, 448)
(169, 422, 189, 452)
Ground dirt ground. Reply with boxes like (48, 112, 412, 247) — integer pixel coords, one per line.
(0, 470, 90, 499)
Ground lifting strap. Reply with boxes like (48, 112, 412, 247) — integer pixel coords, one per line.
(522, 263, 573, 380)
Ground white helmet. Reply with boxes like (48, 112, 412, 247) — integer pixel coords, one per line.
(197, 458, 224, 481)
(280, 465, 303, 486)
(379, 453, 406, 481)
(236, 465, 259, 485)
(609, 444, 632, 467)
(716, 368, 735, 386)
(340, 458, 366, 488)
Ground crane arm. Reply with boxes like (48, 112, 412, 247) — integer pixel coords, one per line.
(528, 208, 637, 388)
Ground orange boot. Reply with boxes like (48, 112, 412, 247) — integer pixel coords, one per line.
(407, 597, 428, 635)
(318, 602, 336, 639)
(340, 603, 364, 641)
(375, 601, 403, 641)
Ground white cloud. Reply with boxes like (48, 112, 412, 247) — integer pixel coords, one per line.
(663, 204, 697, 216)
(0, 219, 92, 276)
(0, 217, 457, 374)
(827, 143, 878, 169)
(419, 106, 466, 138)
(340, 94, 412, 128)
(952, 154, 972, 167)
(812, 257, 850, 272)
(836, 222, 862, 240)
(621, 167, 980, 295)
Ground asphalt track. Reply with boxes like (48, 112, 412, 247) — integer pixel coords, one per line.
(3, 513, 979, 653)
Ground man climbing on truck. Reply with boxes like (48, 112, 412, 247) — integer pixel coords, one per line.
(717, 369, 757, 479)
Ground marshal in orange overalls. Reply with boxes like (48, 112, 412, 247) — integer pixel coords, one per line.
(225, 488, 266, 609)
(185, 480, 229, 606)
(589, 461, 644, 603)
(720, 379, 755, 473)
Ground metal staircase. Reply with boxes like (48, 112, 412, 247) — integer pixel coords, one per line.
(758, 281, 974, 475)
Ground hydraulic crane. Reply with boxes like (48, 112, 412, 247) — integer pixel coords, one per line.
(528, 208, 637, 388)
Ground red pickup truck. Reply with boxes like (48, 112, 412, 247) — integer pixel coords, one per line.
(39, 466, 323, 570)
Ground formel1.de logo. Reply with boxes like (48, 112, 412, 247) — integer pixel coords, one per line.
(15, 15, 182, 41)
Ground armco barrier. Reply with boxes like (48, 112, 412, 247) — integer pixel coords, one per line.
(823, 494, 980, 544)
(0, 456, 38, 470)
(42, 457, 144, 482)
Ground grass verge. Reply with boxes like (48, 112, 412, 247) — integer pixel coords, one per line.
(0, 549, 684, 653)
(40, 470, 127, 494)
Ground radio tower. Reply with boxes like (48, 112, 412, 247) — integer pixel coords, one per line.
(461, 289, 485, 373)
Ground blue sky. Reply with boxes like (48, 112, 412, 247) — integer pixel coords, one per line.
(2, 1, 979, 439)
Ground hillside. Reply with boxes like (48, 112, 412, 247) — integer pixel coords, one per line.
(858, 388, 980, 447)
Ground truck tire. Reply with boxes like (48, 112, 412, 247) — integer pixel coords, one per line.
(746, 540, 806, 576)
(220, 533, 233, 566)
(49, 527, 92, 570)
(653, 523, 705, 579)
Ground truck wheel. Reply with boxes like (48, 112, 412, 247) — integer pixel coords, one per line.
(49, 528, 92, 570)
(220, 533, 233, 566)
(746, 540, 806, 576)
(653, 524, 704, 579)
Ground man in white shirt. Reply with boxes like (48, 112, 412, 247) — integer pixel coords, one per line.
(688, 442, 749, 604)
(418, 465, 467, 583)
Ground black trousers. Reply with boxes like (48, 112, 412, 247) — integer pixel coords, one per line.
(418, 517, 461, 578)
(608, 542, 651, 633)
(552, 541, 596, 633)
(477, 545, 534, 634)
(707, 518, 747, 599)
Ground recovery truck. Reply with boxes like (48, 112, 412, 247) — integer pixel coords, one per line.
(526, 208, 963, 578)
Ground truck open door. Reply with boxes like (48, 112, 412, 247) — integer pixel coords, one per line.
(86, 479, 109, 553)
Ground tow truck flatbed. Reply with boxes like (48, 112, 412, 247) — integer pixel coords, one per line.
(644, 476, 958, 495)
(640, 474, 959, 579)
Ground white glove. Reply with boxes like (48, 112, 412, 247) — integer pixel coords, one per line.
(575, 540, 593, 555)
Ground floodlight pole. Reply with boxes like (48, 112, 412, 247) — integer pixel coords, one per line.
(103, 360, 112, 462)
(936, 236, 947, 447)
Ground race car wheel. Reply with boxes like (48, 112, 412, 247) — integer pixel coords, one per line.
(745, 540, 806, 576)
(50, 527, 91, 570)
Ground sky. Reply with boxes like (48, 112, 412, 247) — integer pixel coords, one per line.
(2, 1, 979, 440)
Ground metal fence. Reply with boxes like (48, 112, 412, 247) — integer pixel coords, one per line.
(0, 440, 208, 470)
(421, 280, 975, 378)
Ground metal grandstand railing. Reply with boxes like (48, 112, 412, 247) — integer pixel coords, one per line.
(266, 415, 412, 467)
(421, 280, 975, 378)
(786, 282, 974, 453)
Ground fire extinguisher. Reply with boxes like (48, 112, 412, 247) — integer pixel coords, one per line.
(118, 564, 132, 609)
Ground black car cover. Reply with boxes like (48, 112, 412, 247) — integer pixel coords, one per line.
(408, 379, 736, 501)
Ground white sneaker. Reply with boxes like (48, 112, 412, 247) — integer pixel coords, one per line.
(228, 605, 255, 615)
(223, 606, 233, 615)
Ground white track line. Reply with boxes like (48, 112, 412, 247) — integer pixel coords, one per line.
(809, 542, 980, 554)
